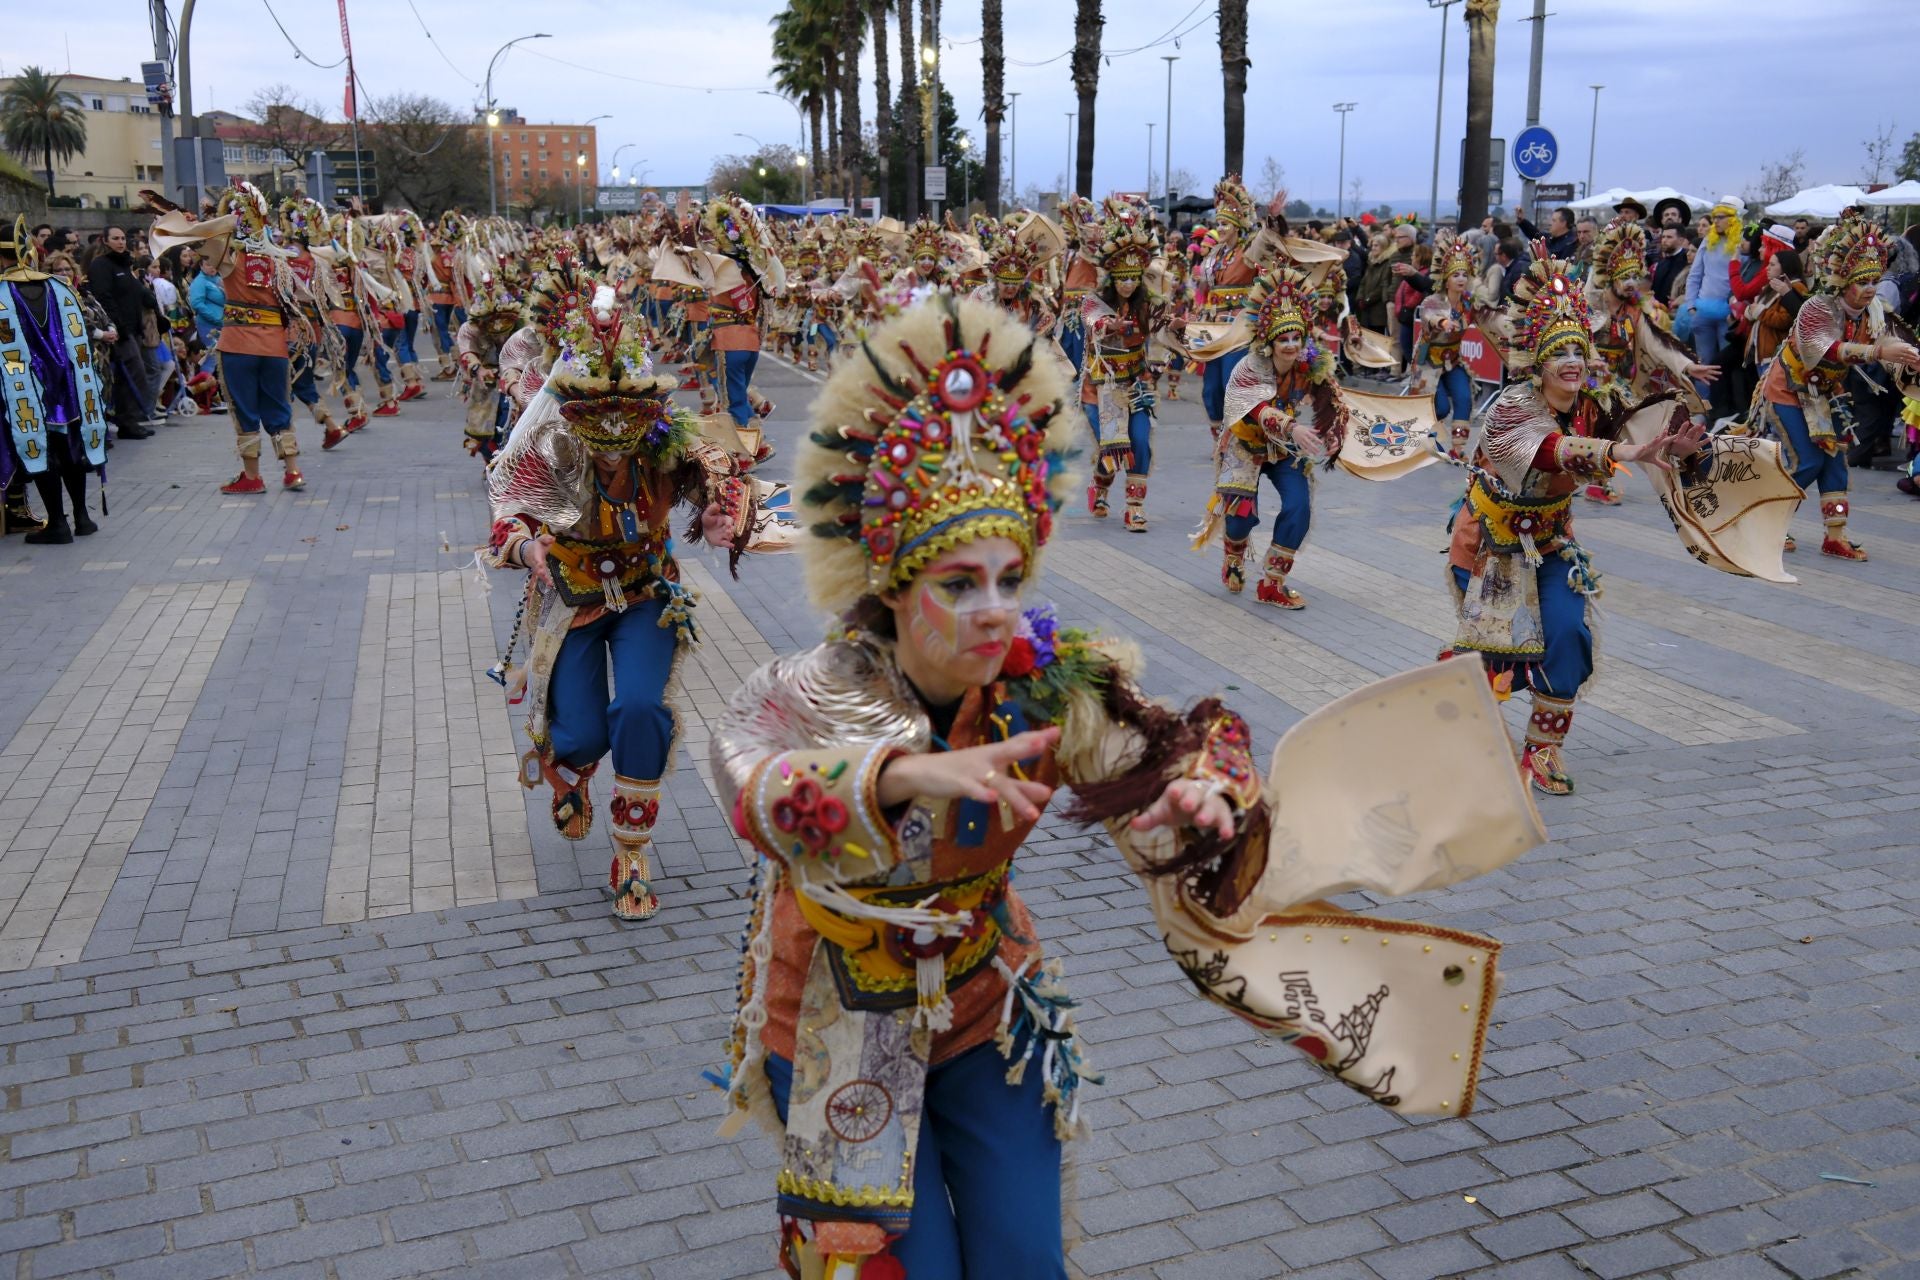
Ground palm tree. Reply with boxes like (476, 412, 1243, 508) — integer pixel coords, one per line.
(1, 67, 88, 198)
(1459, 0, 1500, 228)
(981, 0, 1004, 214)
(771, 8, 831, 196)
(897, 0, 922, 220)
(1070, 0, 1103, 198)
(870, 0, 893, 213)
(835, 0, 867, 208)
(1218, 1, 1249, 179)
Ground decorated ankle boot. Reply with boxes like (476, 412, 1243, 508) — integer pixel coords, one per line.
(272, 430, 304, 490)
(1819, 496, 1867, 561)
(1521, 694, 1576, 795)
(537, 754, 598, 840)
(1449, 424, 1472, 461)
(1166, 370, 1181, 401)
(314, 404, 347, 451)
(1122, 479, 1149, 531)
(221, 431, 266, 494)
(373, 377, 400, 416)
(1087, 474, 1113, 518)
(1255, 544, 1305, 609)
(1221, 536, 1248, 594)
(4, 493, 45, 536)
(1582, 479, 1621, 506)
(399, 364, 427, 401)
(342, 389, 370, 433)
(608, 775, 663, 922)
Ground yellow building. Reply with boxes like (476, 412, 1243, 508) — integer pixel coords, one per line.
(0, 72, 164, 211)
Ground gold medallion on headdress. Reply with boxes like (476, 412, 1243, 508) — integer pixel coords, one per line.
(1509, 258, 1593, 373)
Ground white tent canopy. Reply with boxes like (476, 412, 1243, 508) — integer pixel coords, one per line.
(1764, 184, 1868, 218)
(1860, 179, 1920, 206)
(1566, 186, 1717, 214)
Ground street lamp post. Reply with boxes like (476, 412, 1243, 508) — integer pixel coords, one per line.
(1007, 91, 1020, 208)
(610, 143, 634, 184)
(578, 113, 610, 221)
(957, 136, 970, 210)
(1146, 123, 1154, 204)
(1586, 85, 1604, 199)
(923, 43, 941, 219)
(1426, 0, 1459, 225)
(1161, 55, 1178, 224)
(757, 90, 809, 205)
(576, 153, 586, 223)
(1344, 101, 1359, 218)
(484, 33, 551, 218)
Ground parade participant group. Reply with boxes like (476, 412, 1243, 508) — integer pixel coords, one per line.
(4, 167, 1919, 1276)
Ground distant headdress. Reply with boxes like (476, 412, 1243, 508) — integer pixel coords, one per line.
(905, 218, 947, 264)
(794, 294, 1074, 610)
(1813, 214, 1889, 294)
(1213, 176, 1255, 231)
(1248, 265, 1314, 346)
(1588, 219, 1648, 288)
(541, 293, 680, 456)
(1094, 198, 1157, 279)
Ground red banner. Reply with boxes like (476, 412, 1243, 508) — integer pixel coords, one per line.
(1461, 326, 1505, 384)
(338, 0, 357, 121)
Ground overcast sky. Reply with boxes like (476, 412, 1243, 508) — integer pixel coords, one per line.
(8, 0, 1912, 211)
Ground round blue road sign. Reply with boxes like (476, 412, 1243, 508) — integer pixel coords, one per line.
(1513, 126, 1557, 181)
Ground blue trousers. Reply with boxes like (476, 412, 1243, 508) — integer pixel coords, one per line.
(290, 350, 320, 406)
(218, 351, 292, 435)
(1223, 456, 1312, 549)
(1772, 400, 1850, 496)
(336, 325, 366, 389)
(395, 311, 420, 365)
(1452, 564, 1593, 698)
(1058, 323, 1086, 378)
(1432, 365, 1473, 423)
(766, 1043, 1067, 1280)
(1201, 346, 1248, 423)
(723, 349, 759, 427)
(431, 303, 463, 354)
(546, 598, 679, 779)
(1082, 401, 1153, 475)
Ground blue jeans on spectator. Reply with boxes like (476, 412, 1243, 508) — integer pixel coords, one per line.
(1691, 316, 1725, 402)
(217, 351, 292, 437)
(765, 1044, 1068, 1280)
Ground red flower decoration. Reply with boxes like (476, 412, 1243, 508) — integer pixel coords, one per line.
(1001, 637, 1037, 678)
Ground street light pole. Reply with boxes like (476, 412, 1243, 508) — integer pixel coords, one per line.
(1333, 102, 1357, 218)
(1161, 55, 1177, 224)
(758, 90, 809, 205)
(1146, 122, 1154, 203)
(576, 153, 585, 223)
(923, 42, 941, 220)
(1586, 85, 1604, 199)
(579, 113, 609, 222)
(1007, 91, 1020, 207)
(484, 33, 551, 218)
(1518, 0, 1548, 217)
(1426, 0, 1459, 225)
(610, 143, 634, 185)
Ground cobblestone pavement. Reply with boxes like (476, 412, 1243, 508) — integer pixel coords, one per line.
(2, 355, 1918, 1280)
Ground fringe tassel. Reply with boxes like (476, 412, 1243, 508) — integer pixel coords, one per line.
(915, 954, 954, 1032)
(992, 955, 1102, 1141)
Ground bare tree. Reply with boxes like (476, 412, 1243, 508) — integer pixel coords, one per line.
(1258, 155, 1285, 204)
(1070, 0, 1103, 198)
(1347, 176, 1366, 217)
(364, 94, 488, 216)
(1744, 148, 1806, 206)
(1900, 131, 1920, 183)
(242, 83, 338, 191)
(1861, 121, 1898, 186)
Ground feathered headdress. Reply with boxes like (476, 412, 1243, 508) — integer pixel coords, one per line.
(542, 292, 679, 456)
(1249, 265, 1314, 346)
(1058, 194, 1098, 247)
(522, 247, 593, 348)
(1588, 218, 1649, 288)
(275, 196, 331, 245)
(1813, 215, 1889, 294)
(1214, 176, 1255, 232)
(465, 273, 522, 335)
(1433, 235, 1477, 284)
(977, 214, 1044, 284)
(215, 182, 275, 242)
(436, 210, 466, 242)
(795, 294, 1074, 612)
(1508, 258, 1593, 373)
(703, 194, 785, 289)
(1095, 198, 1157, 279)
(905, 218, 947, 264)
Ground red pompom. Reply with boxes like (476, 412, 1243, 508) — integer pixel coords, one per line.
(1001, 637, 1037, 678)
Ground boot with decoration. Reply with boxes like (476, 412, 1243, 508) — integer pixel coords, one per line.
(1819, 495, 1868, 561)
(1122, 478, 1149, 532)
(608, 775, 662, 921)
(1255, 544, 1305, 609)
(1521, 693, 1576, 796)
(1221, 536, 1248, 594)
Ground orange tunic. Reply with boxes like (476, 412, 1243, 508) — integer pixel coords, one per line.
(216, 250, 289, 359)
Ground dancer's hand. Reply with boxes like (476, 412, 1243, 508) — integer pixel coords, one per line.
(1131, 778, 1238, 841)
(700, 502, 735, 545)
(877, 728, 1060, 823)
(1685, 362, 1721, 383)
(521, 533, 556, 588)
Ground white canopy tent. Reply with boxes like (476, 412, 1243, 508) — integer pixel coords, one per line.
(1860, 179, 1920, 206)
(1566, 186, 1717, 215)
(1764, 184, 1869, 219)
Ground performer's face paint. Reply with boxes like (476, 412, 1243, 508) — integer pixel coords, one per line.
(1843, 281, 1877, 311)
(1612, 275, 1644, 304)
(888, 537, 1026, 702)
(997, 279, 1021, 302)
(1543, 350, 1588, 395)
(1114, 276, 1139, 300)
(1268, 333, 1304, 369)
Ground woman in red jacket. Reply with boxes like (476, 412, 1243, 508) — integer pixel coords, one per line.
(1722, 226, 1770, 416)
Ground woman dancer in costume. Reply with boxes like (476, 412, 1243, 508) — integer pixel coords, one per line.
(453, 275, 521, 462)
(1448, 260, 1707, 795)
(1758, 216, 1920, 561)
(970, 213, 1059, 336)
(1580, 218, 1719, 504)
(1410, 236, 1483, 460)
(485, 291, 766, 921)
(276, 199, 349, 455)
(713, 292, 1547, 1280)
(1192, 267, 1347, 608)
(1081, 203, 1164, 530)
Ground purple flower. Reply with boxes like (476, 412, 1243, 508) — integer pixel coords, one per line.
(1017, 604, 1059, 668)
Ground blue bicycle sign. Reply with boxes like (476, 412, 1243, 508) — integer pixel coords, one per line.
(1513, 127, 1557, 181)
